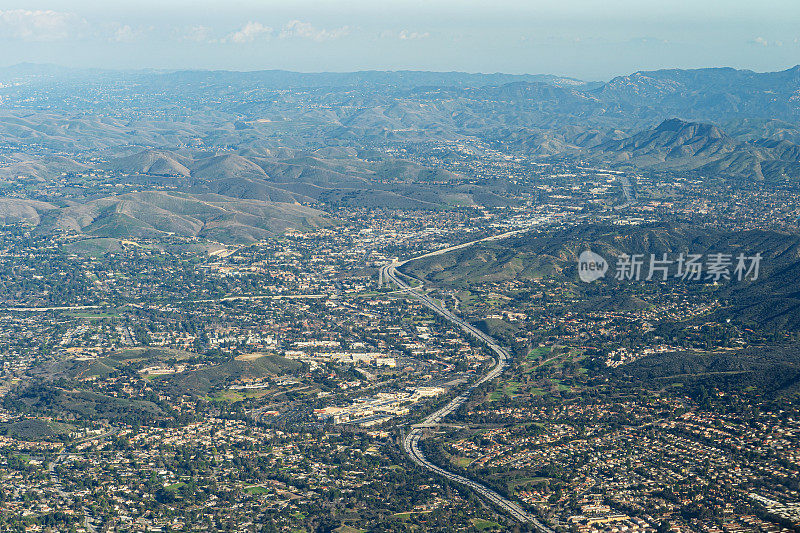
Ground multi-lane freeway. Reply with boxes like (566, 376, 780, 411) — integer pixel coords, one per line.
(381, 260, 554, 531)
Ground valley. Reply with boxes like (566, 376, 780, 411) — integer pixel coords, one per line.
(0, 65, 798, 532)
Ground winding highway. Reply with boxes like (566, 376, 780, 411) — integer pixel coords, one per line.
(380, 259, 554, 531)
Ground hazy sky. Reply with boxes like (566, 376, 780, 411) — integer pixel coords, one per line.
(0, 0, 798, 80)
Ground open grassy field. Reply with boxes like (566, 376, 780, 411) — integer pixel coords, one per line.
(471, 518, 502, 530)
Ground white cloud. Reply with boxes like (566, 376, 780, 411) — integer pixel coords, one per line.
(180, 25, 214, 43)
(280, 20, 350, 42)
(399, 30, 429, 41)
(0, 9, 83, 41)
(225, 21, 272, 44)
(750, 36, 784, 47)
(379, 29, 430, 41)
(630, 37, 669, 45)
(112, 24, 144, 43)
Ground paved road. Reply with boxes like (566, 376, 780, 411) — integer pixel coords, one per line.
(386, 229, 531, 275)
(4, 305, 104, 312)
(618, 175, 635, 207)
(382, 261, 553, 531)
(2, 294, 328, 313)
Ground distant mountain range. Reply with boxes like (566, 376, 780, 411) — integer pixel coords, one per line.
(598, 66, 800, 122)
(0, 63, 593, 90)
(586, 118, 800, 181)
(0, 143, 515, 241)
(1, 64, 800, 240)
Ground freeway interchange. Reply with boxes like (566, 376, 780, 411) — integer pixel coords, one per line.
(381, 260, 554, 531)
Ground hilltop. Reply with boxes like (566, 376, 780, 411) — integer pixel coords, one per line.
(401, 223, 800, 331)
